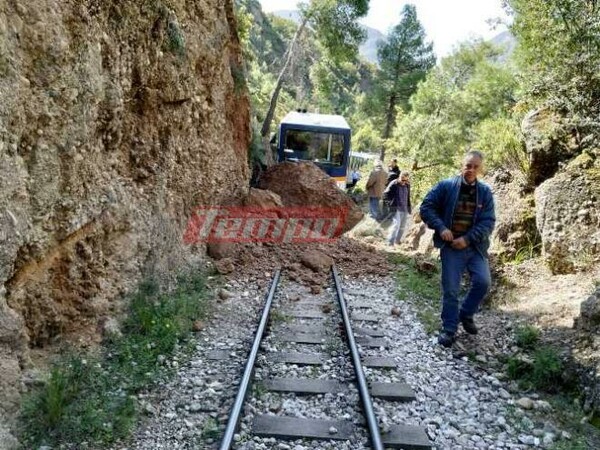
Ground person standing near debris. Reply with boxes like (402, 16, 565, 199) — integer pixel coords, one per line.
(385, 171, 412, 245)
(366, 161, 388, 220)
(420, 150, 496, 348)
(387, 159, 400, 184)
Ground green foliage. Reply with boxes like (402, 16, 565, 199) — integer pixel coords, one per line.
(201, 418, 220, 440)
(375, 4, 435, 142)
(391, 253, 441, 333)
(474, 116, 527, 173)
(351, 115, 383, 152)
(389, 40, 522, 181)
(507, 346, 564, 392)
(514, 324, 540, 350)
(507, 0, 600, 115)
(20, 272, 209, 447)
(307, 0, 369, 63)
(166, 19, 186, 57)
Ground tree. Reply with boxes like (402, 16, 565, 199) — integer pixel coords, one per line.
(507, 0, 600, 115)
(389, 40, 520, 184)
(259, 0, 370, 163)
(375, 4, 435, 160)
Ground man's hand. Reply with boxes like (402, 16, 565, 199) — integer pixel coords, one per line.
(451, 237, 468, 250)
(440, 229, 454, 242)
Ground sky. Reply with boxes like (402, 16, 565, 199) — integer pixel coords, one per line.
(257, 0, 511, 58)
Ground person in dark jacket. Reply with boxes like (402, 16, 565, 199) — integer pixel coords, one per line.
(384, 171, 412, 245)
(420, 150, 496, 347)
(387, 159, 400, 184)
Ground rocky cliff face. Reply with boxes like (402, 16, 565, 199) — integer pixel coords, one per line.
(0, 0, 250, 440)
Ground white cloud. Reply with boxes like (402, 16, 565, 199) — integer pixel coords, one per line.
(257, 0, 510, 58)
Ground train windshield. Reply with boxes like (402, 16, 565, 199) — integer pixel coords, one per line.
(283, 129, 345, 166)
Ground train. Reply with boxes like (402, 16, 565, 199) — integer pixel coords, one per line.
(274, 111, 375, 189)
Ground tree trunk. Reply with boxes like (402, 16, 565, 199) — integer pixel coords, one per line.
(260, 16, 309, 165)
(383, 94, 397, 140)
(380, 94, 397, 161)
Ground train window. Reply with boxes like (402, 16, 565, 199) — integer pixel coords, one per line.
(284, 130, 344, 166)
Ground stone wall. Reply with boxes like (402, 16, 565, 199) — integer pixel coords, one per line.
(0, 0, 250, 441)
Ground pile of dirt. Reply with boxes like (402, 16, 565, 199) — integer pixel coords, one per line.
(259, 161, 364, 235)
(208, 236, 392, 292)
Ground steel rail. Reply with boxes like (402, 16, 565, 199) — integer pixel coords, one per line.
(332, 265, 384, 450)
(218, 269, 282, 450)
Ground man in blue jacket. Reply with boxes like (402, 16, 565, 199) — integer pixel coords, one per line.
(420, 150, 496, 347)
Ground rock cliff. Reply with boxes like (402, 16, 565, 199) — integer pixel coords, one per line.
(0, 0, 250, 441)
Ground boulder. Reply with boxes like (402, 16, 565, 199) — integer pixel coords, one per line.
(259, 162, 363, 236)
(404, 211, 434, 254)
(575, 287, 600, 332)
(214, 258, 235, 275)
(534, 152, 600, 274)
(242, 188, 283, 208)
(300, 249, 334, 272)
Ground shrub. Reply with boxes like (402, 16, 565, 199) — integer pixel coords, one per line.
(514, 324, 540, 350)
(507, 346, 564, 392)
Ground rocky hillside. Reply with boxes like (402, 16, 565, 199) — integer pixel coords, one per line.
(0, 0, 250, 445)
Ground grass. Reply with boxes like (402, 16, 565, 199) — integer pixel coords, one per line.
(514, 324, 541, 350)
(548, 394, 599, 450)
(500, 239, 542, 265)
(506, 346, 564, 392)
(269, 309, 291, 324)
(19, 272, 210, 447)
(200, 417, 220, 440)
(390, 253, 441, 333)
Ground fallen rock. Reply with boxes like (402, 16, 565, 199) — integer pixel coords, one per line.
(218, 288, 233, 301)
(214, 258, 235, 275)
(516, 397, 534, 410)
(310, 285, 322, 294)
(391, 306, 401, 316)
(300, 249, 334, 272)
(207, 242, 238, 260)
(242, 187, 283, 208)
(321, 304, 333, 314)
(415, 256, 437, 274)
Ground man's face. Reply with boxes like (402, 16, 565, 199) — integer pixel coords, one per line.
(399, 175, 409, 185)
(461, 155, 482, 184)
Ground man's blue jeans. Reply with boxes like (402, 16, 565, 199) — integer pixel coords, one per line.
(369, 197, 381, 219)
(440, 246, 491, 334)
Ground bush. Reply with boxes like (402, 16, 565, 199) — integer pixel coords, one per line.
(507, 346, 564, 392)
(514, 324, 540, 350)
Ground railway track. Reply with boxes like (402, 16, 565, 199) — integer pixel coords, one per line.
(218, 266, 432, 450)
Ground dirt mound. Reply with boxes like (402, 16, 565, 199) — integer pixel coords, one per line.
(211, 237, 391, 291)
(259, 162, 363, 235)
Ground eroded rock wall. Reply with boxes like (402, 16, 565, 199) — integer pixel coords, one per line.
(535, 150, 600, 274)
(0, 0, 250, 437)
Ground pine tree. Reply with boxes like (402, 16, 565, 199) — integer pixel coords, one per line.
(375, 4, 434, 160)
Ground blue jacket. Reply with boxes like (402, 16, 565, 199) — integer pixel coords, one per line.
(420, 176, 496, 257)
(384, 179, 412, 213)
